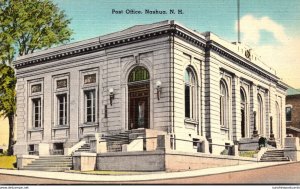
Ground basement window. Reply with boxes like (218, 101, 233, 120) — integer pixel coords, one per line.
(52, 143, 64, 155)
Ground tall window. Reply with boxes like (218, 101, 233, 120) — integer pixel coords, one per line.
(240, 88, 247, 137)
(32, 98, 41, 128)
(220, 81, 228, 127)
(57, 94, 67, 125)
(85, 90, 96, 123)
(286, 106, 292, 122)
(185, 67, 197, 119)
(257, 94, 264, 135)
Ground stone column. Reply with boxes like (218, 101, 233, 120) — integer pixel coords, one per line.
(204, 52, 223, 154)
(232, 75, 241, 141)
(43, 75, 52, 143)
(69, 71, 80, 142)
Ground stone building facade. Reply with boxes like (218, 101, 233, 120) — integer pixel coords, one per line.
(14, 20, 287, 157)
(286, 88, 300, 138)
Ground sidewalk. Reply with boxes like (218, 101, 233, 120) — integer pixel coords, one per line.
(0, 161, 291, 182)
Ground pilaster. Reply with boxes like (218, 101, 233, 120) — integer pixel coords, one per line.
(232, 75, 241, 141)
(69, 71, 80, 142)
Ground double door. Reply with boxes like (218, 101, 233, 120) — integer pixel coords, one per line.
(128, 84, 149, 129)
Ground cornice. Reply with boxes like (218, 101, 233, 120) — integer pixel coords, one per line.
(206, 40, 280, 83)
(14, 23, 207, 70)
(13, 21, 285, 88)
(14, 30, 170, 69)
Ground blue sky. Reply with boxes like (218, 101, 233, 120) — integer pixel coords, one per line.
(53, 0, 300, 44)
(52, 0, 300, 87)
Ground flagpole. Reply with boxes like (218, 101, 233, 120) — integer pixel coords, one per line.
(237, 0, 240, 43)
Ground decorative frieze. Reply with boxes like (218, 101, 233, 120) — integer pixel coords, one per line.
(31, 84, 41, 93)
(84, 74, 96, 84)
(57, 79, 67, 89)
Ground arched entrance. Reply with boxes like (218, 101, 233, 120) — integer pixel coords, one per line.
(240, 88, 247, 138)
(128, 66, 150, 130)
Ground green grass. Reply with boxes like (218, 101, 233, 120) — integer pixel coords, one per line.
(239, 151, 258, 158)
(0, 155, 16, 169)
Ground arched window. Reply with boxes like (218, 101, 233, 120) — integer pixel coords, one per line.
(128, 66, 149, 83)
(257, 94, 264, 135)
(240, 88, 247, 137)
(220, 80, 228, 127)
(185, 67, 197, 119)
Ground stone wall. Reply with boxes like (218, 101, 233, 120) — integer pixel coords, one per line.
(95, 150, 256, 172)
(165, 151, 256, 171)
(96, 151, 165, 171)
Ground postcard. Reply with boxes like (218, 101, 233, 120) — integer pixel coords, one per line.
(0, 0, 300, 187)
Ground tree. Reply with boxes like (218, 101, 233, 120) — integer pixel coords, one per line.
(0, 0, 73, 155)
(0, 64, 16, 155)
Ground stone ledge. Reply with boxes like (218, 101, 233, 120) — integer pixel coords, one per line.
(17, 155, 39, 159)
(73, 152, 97, 157)
(166, 150, 256, 162)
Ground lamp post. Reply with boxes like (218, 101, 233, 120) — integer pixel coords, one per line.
(109, 88, 114, 106)
(156, 80, 162, 100)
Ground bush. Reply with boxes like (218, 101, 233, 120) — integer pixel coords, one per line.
(258, 137, 267, 149)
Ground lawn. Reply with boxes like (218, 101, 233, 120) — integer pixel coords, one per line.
(0, 155, 16, 169)
(239, 151, 258, 158)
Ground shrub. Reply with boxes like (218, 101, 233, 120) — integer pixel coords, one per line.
(258, 137, 267, 149)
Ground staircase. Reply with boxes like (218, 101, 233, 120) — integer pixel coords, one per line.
(260, 149, 290, 162)
(102, 129, 145, 152)
(74, 143, 91, 153)
(102, 131, 130, 152)
(22, 155, 72, 172)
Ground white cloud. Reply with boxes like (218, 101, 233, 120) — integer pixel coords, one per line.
(236, 15, 300, 88)
(237, 15, 289, 45)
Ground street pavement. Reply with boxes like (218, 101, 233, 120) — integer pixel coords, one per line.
(0, 161, 299, 184)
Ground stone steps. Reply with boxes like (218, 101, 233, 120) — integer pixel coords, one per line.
(74, 143, 91, 153)
(260, 150, 290, 162)
(22, 156, 72, 172)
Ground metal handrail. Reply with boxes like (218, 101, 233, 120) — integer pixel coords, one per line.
(171, 138, 202, 144)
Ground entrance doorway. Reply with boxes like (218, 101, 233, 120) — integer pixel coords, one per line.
(128, 66, 150, 130)
(241, 108, 245, 138)
(128, 84, 149, 129)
